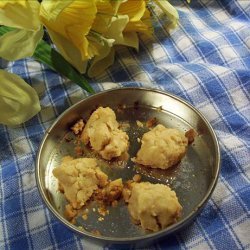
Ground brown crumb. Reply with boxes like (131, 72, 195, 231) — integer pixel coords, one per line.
(64, 204, 78, 221)
(83, 208, 89, 214)
(136, 120, 144, 128)
(133, 174, 142, 183)
(91, 230, 102, 236)
(101, 179, 123, 205)
(74, 146, 83, 156)
(119, 122, 130, 131)
(185, 129, 197, 144)
(111, 200, 118, 207)
(82, 208, 89, 220)
(146, 117, 157, 128)
(122, 188, 131, 203)
(117, 104, 127, 113)
(98, 206, 109, 217)
(71, 119, 85, 135)
(70, 218, 76, 225)
(82, 214, 88, 220)
(64, 135, 73, 142)
(122, 180, 135, 203)
(98, 217, 104, 222)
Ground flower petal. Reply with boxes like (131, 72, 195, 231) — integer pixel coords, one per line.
(118, 0, 153, 35)
(118, 0, 146, 22)
(0, 70, 41, 126)
(105, 15, 139, 49)
(0, 26, 44, 60)
(88, 14, 138, 77)
(153, 0, 179, 28)
(88, 47, 115, 78)
(40, 0, 97, 60)
(38, 0, 73, 21)
(105, 15, 129, 44)
(0, 0, 41, 31)
(91, 0, 128, 34)
(45, 29, 87, 73)
(121, 31, 139, 50)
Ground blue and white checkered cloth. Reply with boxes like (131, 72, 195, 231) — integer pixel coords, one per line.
(1, 0, 249, 249)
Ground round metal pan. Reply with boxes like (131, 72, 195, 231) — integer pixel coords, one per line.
(36, 87, 220, 244)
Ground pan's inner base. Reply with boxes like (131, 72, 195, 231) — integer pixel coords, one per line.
(45, 106, 212, 238)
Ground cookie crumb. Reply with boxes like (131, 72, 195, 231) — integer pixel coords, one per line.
(71, 119, 85, 135)
(74, 146, 83, 156)
(98, 217, 104, 222)
(82, 214, 88, 220)
(146, 117, 157, 128)
(111, 200, 118, 207)
(133, 174, 142, 183)
(98, 206, 109, 217)
(91, 230, 101, 236)
(136, 120, 144, 128)
(185, 129, 196, 144)
(64, 204, 77, 220)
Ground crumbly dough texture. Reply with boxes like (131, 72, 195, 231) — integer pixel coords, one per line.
(133, 124, 188, 169)
(96, 178, 124, 205)
(81, 107, 129, 160)
(128, 182, 182, 232)
(53, 157, 108, 209)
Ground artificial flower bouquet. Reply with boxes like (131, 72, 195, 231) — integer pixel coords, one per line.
(0, 0, 180, 126)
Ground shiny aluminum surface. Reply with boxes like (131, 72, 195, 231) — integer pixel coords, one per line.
(36, 87, 220, 243)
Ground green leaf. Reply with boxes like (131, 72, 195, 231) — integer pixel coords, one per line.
(0, 26, 44, 61)
(0, 26, 94, 94)
(0, 69, 41, 126)
(34, 40, 94, 93)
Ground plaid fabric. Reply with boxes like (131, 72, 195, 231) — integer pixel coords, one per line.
(1, 0, 249, 249)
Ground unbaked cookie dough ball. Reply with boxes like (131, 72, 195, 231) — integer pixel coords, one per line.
(133, 124, 188, 169)
(128, 182, 182, 231)
(81, 107, 129, 160)
(53, 157, 108, 210)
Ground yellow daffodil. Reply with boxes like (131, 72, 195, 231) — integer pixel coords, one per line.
(0, 0, 179, 76)
(87, 0, 130, 77)
(118, 0, 153, 35)
(87, 0, 151, 77)
(0, 0, 98, 73)
(0, 70, 41, 126)
(40, 0, 98, 73)
(87, 15, 128, 77)
(0, 0, 44, 60)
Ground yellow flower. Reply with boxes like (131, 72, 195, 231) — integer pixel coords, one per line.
(0, 0, 180, 78)
(118, 0, 153, 36)
(0, 70, 41, 126)
(87, 0, 151, 77)
(0, 0, 98, 73)
(86, 0, 129, 77)
(0, 0, 44, 60)
(40, 0, 98, 73)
